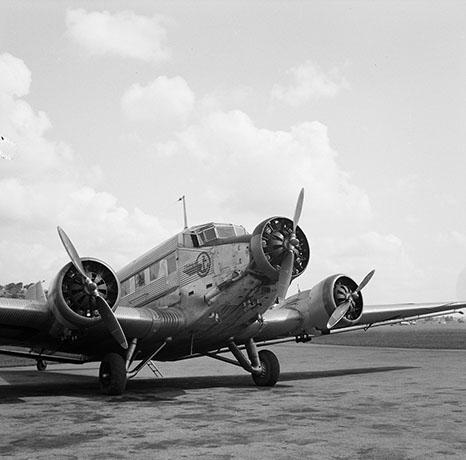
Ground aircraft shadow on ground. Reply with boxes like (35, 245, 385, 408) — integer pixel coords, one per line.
(0, 365, 415, 402)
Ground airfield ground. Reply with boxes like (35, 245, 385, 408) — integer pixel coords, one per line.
(0, 323, 465, 459)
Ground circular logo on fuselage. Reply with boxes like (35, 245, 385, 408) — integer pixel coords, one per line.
(196, 252, 211, 277)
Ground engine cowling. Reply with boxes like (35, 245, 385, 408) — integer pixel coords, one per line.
(296, 274, 363, 332)
(48, 258, 121, 330)
(250, 216, 310, 281)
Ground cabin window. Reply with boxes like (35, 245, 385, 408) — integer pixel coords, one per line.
(149, 261, 163, 281)
(121, 279, 130, 297)
(167, 253, 177, 275)
(135, 270, 145, 288)
(129, 277, 135, 294)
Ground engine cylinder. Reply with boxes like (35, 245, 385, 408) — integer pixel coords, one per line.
(48, 258, 121, 329)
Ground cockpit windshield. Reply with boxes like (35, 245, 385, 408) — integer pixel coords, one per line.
(183, 223, 247, 248)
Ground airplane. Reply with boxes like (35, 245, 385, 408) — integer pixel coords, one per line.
(0, 189, 464, 395)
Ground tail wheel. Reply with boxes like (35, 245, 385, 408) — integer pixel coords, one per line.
(252, 349, 280, 387)
(99, 353, 127, 395)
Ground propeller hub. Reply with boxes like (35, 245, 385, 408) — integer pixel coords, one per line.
(289, 235, 299, 247)
(86, 280, 98, 294)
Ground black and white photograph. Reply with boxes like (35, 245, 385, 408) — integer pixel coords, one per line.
(0, 1, 465, 458)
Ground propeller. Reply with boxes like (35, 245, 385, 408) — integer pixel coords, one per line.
(276, 251, 294, 301)
(326, 269, 375, 329)
(276, 188, 305, 300)
(57, 226, 128, 349)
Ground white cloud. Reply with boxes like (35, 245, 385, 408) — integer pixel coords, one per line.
(119, 75, 373, 298)
(271, 61, 348, 106)
(66, 9, 170, 63)
(0, 54, 73, 176)
(0, 54, 170, 283)
(121, 76, 195, 127)
(0, 53, 31, 97)
(313, 231, 424, 303)
(451, 231, 466, 249)
(197, 86, 254, 114)
(0, 179, 170, 282)
(153, 110, 370, 226)
(457, 267, 466, 301)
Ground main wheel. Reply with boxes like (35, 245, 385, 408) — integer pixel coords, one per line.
(36, 359, 47, 371)
(99, 353, 127, 395)
(252, 349, 280, 387)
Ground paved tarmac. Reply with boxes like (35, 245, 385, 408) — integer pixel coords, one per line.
(0, 343, 465, 459)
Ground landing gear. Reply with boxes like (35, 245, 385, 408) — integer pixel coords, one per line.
(206, 340, 281, 388)
(36, 359, 47, 371)
(99, 353, 127, 395)
(252, 350, 280, 387)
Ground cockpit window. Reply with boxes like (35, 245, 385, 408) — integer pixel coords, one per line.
(216, 225, 235, 238)
(234, 225, 246, 236)
(183, 223, 248, 248)
(203, 227, 217, 242)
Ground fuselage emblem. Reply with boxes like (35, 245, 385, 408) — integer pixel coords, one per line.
(183, 252, 211, 278)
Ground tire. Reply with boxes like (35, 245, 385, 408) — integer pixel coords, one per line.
(99, 353, 127, 395)
(36, 359, 47, 371)
(252, 349, 280, 387)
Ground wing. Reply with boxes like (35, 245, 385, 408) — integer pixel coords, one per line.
(241, 273, 466, 345)
(329, 301, 465, 335)
(0, 279, 178, 362)
(0, 297, 51, 344)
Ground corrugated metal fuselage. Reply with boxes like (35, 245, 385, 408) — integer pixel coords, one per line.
(115, 234, 279, 359)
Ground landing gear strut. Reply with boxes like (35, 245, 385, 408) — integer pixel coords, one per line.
(36, 359, 47, 371)
(206, 339, 281, 387)
(99, 353, 127, 395)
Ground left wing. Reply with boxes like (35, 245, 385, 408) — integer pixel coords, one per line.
(243, 273, 465, 343)
(327, 301, 464, 335)
(355, 301, 463, 325)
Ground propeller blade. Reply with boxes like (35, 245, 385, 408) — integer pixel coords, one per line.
(276, 251, 294, 301)
(95, 295, 128, 349)
(327, 300, 351, 329)
(354, 269, 375, 294)
(293, 188, 304, 232)
(327, 269, 375, 329)
(57, 226, 88, 279)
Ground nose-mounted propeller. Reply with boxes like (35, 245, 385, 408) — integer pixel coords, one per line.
(276, 188, 305, 301)
(326, 269, 375, 329)
(57, 227, 128, 349)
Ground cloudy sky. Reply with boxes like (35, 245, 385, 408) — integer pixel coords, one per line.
(0, 1, 465, 304)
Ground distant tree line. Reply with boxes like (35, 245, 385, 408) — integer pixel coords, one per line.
(0, 282, 34, 299)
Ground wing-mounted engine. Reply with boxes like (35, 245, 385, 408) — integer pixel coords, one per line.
(249, 187, 310, 301)
(250, 217, 310, 281)
(48, 258, 120, 330)
(291, 274, 369, 332)
(47, 227, 128, 349)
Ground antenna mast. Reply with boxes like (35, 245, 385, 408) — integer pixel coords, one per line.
(178, 195, 188, 229)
